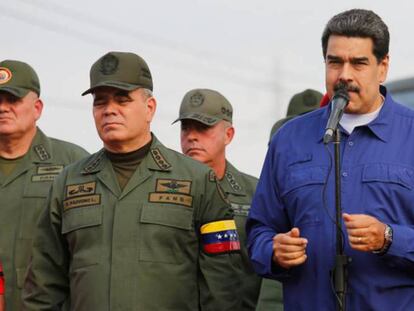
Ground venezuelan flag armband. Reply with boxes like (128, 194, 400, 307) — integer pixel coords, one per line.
(200, 220, 241, 254)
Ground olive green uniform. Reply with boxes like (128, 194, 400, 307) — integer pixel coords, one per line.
(0, 128, 88, 311)
(23, 136, 242, 311)
(219, 161, 283, 311)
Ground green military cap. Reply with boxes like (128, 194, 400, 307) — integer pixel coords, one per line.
(269, 89, 323, 142)
(82, 51, 153, 96)
(286, 88, 323, 117)
(173, 88, 233, 126)
(0, 60, 40, 98)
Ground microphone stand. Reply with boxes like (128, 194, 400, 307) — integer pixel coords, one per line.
(332, 128, 349, 311)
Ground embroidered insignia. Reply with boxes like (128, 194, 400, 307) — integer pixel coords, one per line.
(189, 92, 204, 107)
(100, 53, 119, 75)
(63, 194, 101, 211)
(231, 203, 250, 217)
(31, 175, 56, 182)
(33, 145, 50, 161)
(148, 192, 193, 207)
(150, 148, 171, 170)
(66, 182, 97, 198)
(37, 165, 63, 175)
(209, 170, 216, 182)
(200, 220, 240, 254)
(225, 172, 242, 191)
(156, 179, 191, 194)
(82, 151, 104, 174)
(0, 67, 12, 84)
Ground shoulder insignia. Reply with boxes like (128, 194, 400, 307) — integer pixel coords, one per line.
(200, 220, 240, 254)
(150, 148, 171, 170)
(33, 144, 50, 161)
(225, 172, 242, 192)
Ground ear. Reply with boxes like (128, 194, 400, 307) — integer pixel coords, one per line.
(34, 98, 43, 121)
(146, 96, 157, 122)
(378, 54, 389, 83)
(224, 124, 234, 146)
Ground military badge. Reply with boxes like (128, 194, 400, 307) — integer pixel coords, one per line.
(100, 53, 119, 75)
(0, 67, 12, 84)
(189, 92, 204, 107)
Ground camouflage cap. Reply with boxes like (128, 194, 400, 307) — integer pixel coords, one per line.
(286, 89, 323, 117)
(82, 51, 153, 96)
(173, 89, 233, 126)
(0, 60, 40, 98)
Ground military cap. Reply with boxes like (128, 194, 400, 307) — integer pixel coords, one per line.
(0, 60, 40, 98)
(82, 51, 153, 96)
(173, 88, 233, 126)
(269, 89, 323, 142)
(286, 89, 323, 117)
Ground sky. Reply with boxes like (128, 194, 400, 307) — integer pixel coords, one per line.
(2, 0, 414, 176)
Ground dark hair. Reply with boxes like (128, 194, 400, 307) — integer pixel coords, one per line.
(321, 9, 389, 63)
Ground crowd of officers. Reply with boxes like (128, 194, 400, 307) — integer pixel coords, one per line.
(2, 7, 409, 311)
(0, 50, 315, 310)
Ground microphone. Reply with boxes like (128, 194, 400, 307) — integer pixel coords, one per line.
(323, 82, 350, 144)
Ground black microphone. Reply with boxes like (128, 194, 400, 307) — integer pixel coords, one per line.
(323, 83, 350, 144)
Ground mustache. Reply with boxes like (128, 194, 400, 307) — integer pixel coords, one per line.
(334, 81, 360, 93)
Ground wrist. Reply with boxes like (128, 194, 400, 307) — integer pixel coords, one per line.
(372, 224, 393, 255)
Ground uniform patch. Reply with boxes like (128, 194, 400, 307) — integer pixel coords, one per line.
(63, 194, 101, 211)
(189, 91, 204, 107)
(66, 182, 97, 198)
(31, 174, 57, 182)
(225, 172, 242, 191)
(155, 179, 191, 194)
(0, 67, 12, 84)
(148, 192, 193, 207)
(100, 53, 119, 75)
(200, 220, 240, 254)
(37, 165, 64, 175)
(231, 203, 250, 217)
(150, 148, 171, 170)
(33, 144, 50, 161)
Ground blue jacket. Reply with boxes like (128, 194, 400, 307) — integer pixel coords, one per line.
(247, 87, 414, 310)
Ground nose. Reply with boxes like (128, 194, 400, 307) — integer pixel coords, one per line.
(182, 127, 198, 142)
(102, 99, 118, 116)
(338, 62, 353, 83)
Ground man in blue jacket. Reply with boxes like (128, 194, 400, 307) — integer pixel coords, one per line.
(247, 9, 414, 310)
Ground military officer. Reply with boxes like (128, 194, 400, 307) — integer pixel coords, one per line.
(175, 88, 267, 310)
(0, 60, 88, 310)
(23, 52, 242, 311)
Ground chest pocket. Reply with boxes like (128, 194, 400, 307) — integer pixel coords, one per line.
(138, 205, 195, 264)
(62, 206, 103, 269)
(280, 165, 328, 227)
(20, 175, 53, 238)
(361, 163, 414, 222)
(362, 164, 414, 189)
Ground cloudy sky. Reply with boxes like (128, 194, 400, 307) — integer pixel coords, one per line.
(2, 0, 413, 176)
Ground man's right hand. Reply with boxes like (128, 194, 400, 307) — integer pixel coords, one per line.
(272, 227, 308, 269)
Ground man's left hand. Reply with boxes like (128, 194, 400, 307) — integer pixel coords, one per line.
(343, 213, 386, 252)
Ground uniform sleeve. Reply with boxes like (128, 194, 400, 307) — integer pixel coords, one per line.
(246, 142, 291, 279)
(197, 171, 243, 310)
(0, 262, 4, 295)
(22, 178, 70, 310)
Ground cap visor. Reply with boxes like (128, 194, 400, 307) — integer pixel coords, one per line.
(172, 113, 220, 126)
(0, 86, 29, 98)
(81, 81, 140, 96)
